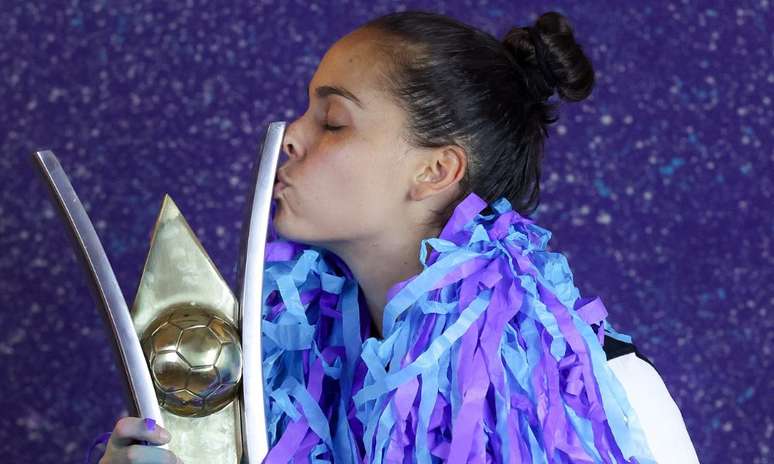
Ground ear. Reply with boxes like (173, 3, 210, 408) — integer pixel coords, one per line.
(409, 145, 467, 201)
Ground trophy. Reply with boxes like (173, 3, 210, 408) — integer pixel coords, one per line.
(31, 121, 288, 464)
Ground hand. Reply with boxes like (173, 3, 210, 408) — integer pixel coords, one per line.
(98, 416, 183, 464)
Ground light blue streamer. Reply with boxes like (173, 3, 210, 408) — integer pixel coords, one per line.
(260, 193, 659, 464)
(263, 319, 315, 350)
(382, 248, 481, 335)
(276, 273, 308, 321)
(321, 271, 345, 294)
(353, 290, 491, 405)
(269, 386, 301, 421)
(574, 317, 657, 463)
(288, 378, 335, 453)
(415, 361, 439, 464)
(603, 321, 634, 344)
(291, 249, 320, 284)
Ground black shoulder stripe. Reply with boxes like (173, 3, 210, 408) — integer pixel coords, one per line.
(602, 335, 658, 371)
(590, 324, 659, 373)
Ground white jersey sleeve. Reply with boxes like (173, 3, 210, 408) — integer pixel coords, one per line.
(607, 352, 701, 463)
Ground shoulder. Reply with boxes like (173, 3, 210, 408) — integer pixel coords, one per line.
(599, 332, 702, 464)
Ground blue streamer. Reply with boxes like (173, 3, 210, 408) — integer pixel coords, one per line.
(259, 192, 657, 463)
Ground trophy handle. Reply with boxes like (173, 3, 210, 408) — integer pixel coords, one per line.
(236, 121, 287, 463)
(31, 150, 166, 441)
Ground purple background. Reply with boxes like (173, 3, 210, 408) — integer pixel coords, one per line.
(1, 1, 771, 463)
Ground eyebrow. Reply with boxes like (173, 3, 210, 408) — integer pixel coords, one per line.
(313, 85, 364, 109)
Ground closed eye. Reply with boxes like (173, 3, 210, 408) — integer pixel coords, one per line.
(323, 123, 344, 132)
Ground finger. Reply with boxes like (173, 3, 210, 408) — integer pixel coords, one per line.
(109, 416, 171, 448)
(124, 444, 180, 464)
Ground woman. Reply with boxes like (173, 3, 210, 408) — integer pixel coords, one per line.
(89, 10, 700, 464)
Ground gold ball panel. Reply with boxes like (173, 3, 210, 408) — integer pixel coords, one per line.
(151, 351, 190, 392)
(214, 342, 243, 384)
(179, 326, 221, 367)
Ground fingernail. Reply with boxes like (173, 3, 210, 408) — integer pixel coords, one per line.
(144, 417, 156, 431)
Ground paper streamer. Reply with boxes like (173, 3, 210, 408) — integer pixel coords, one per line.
(260, 192, 657, 464)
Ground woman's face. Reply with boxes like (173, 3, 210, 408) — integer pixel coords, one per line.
(273, 27, 422, 249)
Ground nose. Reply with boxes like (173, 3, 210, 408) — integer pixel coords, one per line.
(282, 123, 302, 160)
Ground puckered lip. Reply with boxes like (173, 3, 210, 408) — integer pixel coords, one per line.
(275, 170, 291, 186)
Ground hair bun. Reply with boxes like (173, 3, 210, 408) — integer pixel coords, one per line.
(502, 11, 595, 102)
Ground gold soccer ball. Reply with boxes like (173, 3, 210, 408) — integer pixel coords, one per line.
(140, 303, 243, 417)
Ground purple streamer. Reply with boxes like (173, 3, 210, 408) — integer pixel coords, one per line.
(258, 192, 655, 463)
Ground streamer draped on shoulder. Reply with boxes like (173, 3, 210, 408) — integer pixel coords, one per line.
(259, 192, 657, 464)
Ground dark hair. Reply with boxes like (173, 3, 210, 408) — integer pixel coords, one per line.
(362, 10, 595, 228)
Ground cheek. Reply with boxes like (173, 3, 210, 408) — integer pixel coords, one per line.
(298, 151, 394, 226)
(282, 150, 366, 222)
(304, 152, 361, 200)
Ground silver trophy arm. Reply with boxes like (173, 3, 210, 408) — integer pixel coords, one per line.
(31, 150, 166, 436)
(236, 121, 287, 463)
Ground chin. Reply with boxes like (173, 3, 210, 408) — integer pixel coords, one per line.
(272, 206, 316, 246)
(271, 204, 295, 239)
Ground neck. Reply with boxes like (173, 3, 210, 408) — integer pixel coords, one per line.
(325, 226, 438, 339)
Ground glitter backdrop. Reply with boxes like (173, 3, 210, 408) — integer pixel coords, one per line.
(0, 1, 771, 463)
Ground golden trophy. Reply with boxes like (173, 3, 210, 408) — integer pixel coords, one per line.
(32, 121, 288, 464)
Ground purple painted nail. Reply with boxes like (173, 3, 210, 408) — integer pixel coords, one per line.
(144, 417, 156, 431)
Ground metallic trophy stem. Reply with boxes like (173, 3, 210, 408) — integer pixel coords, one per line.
(31, 150, 166, 441)
(236, 121, 286, 463)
